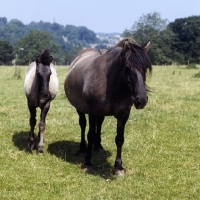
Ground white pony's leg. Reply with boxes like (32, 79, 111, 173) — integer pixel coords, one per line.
(28, 106, 37, 149)
(38, 101, 50, 154)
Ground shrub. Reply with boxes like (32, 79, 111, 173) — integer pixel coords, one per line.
(193, 71, 200, 78)
(185, 64, 198, 69)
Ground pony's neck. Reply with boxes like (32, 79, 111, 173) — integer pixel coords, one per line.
(105, 55, 128, 95)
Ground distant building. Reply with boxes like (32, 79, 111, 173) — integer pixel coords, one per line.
(90, 33, 123, 49)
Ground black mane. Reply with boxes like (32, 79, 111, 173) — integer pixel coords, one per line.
(115, 38, 152, 92)
(115, 38, 152, 78)
(40, 49, 51, 65)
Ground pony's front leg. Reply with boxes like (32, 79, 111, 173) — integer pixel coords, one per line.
(113, 113, 129, 176)
(81, 115, 96, 173)
(77, 110, 87, 156)
(28, 106, 36, 150)
(38, 101, 50, 154)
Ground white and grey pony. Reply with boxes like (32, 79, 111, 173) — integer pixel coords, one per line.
(24, 49, 59, 154)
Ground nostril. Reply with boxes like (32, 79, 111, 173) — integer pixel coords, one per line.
(134, 95, 148, 109)
(136, 96, 140, 103)
(136, 96, 148, 104)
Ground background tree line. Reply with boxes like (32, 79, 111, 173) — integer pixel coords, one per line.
(0, 17, 100, 65)
(124, 12, 200, 65)
(0, 13, 200, 65)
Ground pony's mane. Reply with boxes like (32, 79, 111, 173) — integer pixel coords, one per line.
(115, 38, 152, 92)
(115, 38, 138, 49)
(40, 49, 51, 65)
(115, 38, 152, 77)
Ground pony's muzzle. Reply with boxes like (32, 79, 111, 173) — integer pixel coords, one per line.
(134, 96, 148, 109)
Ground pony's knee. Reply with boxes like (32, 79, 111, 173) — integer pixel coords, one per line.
(39, 122, 46, 132)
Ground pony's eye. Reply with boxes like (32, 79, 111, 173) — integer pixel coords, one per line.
(126, 75, 132, 84)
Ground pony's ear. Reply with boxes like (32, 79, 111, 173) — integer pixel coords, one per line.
(49, 56, 53, 63)
(142, 41, 150, 52)
(36, 56, 41, 65)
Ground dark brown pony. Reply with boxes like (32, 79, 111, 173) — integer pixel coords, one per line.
(24, 50, 59, 154)
(64, 39, 152, 176)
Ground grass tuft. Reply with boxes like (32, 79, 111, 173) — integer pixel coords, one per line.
(193, 71, 200, 78)
(13, 65, 22, 79)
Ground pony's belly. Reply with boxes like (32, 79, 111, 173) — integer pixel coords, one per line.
(66, 95, 114, 116)
(66, 93, 88, 113)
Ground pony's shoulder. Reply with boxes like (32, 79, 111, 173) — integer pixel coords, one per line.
(50, 63, 55, 68)
(26, 62, 36, 73)
(29, 61, 36, 67)
(50, 63, 57, 75)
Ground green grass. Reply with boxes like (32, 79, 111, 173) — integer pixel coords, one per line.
(0, 65, 200, 199)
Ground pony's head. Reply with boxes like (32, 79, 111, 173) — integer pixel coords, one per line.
(36, 49, 53, 100)
(117, 38, 152, 109)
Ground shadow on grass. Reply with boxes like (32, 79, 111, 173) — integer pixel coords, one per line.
(47, 140, 115, 180)
(12, 132, 116, 180)
(12, 131, 32, 154)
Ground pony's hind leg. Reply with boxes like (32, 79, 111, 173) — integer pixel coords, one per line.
(28, 106, 37, 150)
(38, 101, 50, 154)
(76, 110, 87, 156)
(94, 116, 105, 152)
(81, 114, 96, 173)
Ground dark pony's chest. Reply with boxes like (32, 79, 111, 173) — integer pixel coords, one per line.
(98, 86, 133, 116)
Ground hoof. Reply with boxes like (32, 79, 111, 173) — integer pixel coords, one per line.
(113, 168, 126, 177)
(38, 150, 44, 155)
(27, 139, 35, 150)
(81, 164, 94, 173)
(38, 146, 44, 155)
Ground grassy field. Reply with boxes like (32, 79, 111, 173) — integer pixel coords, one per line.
(0, 64, 200, 199)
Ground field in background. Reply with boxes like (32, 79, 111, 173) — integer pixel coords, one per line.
(0, 65, 200, 199)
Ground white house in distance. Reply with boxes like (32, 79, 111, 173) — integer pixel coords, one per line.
(90, 33, 123, 48)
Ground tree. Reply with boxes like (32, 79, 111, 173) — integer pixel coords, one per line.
(3, 19, 27, 44)
(0, 18, 7, 40)
(77, 26, 98, 44)
(0, 17, 7, 27)
(169, 16, 200, 64)
(62, 45, 83, 65)
(28, 21, 65, 45)
(0, 18, 100, 54)
(15, 30, 60, 65)
(124, 12, 173, 65)
(0, 40, 14, 65)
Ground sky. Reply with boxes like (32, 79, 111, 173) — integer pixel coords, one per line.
(0, 0, 200, 33)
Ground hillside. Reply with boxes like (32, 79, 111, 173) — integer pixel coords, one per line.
(0, 17, 122, 50)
